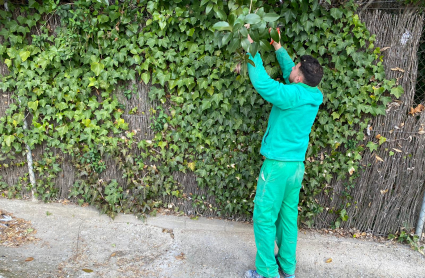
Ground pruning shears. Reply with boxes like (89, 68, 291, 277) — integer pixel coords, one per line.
(269, 23, 284, 45)
(269, 27, 281, 45)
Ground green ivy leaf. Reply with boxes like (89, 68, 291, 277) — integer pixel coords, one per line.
(3, 135, 15, 147)
(4, 59, 11, 68)
(366, 141, 378, 152)
(390, 86, 404, 99)
(249, 41, 259, 57)
(241, 38, 251, 52)
(270, 28, 279, 44)
(28, 100, 39, 111)
(222, 32, 233, 45)
(201, 99, 212, 110)
(91, 61, 104, 76)
(330, 8, 343, 19)
(228, 37, 241, 53)
(82, 119, 91, 127)
(19, 50, 30, 62)
(331, 112, 340, 120)
(215, 9, 227, 21)
(159, 20, 166, 30)
(98, 14, 109, 24)
(187, 28, 195, 37)
(7, 48, 17, 59)
(245, 14, 261, 25)
(206, 3, 213, 14)
(158, 141, 167, 150)
(262, 13, 280, 22)
(56, 125, 69, 138)
(379, 136, 387, 145)
(141, 72, 150, 84)
(212, 21, 232, 31)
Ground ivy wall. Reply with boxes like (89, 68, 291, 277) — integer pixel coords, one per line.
(1, 0, 423, 235)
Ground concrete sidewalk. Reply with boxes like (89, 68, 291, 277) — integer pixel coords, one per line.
(0, 198, 424, 278)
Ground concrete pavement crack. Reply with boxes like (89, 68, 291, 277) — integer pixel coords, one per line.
(76, 222, 82, 256)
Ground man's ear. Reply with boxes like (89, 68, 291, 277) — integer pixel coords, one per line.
(298, 74, 304, 84)
(295, 75, 302, 83)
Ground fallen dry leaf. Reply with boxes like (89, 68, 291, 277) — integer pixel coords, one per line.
(392, 148, 402, 152)
(375, 155, 384, 162)
(82, 269, 94, 273)
(391, 67, 405, 72)
(419, 130, 425, 135)
(0, 210, 39, 247)
(325, 258, 332, 263)
(409, 104, 425, 116)
(380, 46, 391, 51)
(175, 252, 186, 260)
(375, 134, 381, 139)
(111, 252, 116, 257)
(380, 189, 389, 195)
(25, 257, 34, 262)
(59, 199, 70, 205)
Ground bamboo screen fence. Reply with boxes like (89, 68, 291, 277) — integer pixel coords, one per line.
(1, 4, 425, 236)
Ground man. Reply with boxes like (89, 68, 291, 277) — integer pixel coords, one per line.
(244, 31, 324, 278)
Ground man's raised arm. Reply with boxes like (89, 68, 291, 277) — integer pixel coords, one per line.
(247, 52, 298, 110)
(271, 35, 295, 85)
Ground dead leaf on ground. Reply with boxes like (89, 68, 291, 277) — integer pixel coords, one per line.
(59, 199, 70, 205)
(375, 134, 381, 139)
(175, 252, 186, 260)
(392, 148, 402, 152)
(0, 210, 39, 247)
(325, 258, 332, 263)
(380, 47, 391, 51)
(82, 269, 94, 273)
(110, 252, 116, 257)
(380, 189, 389, 195)
(25, 257, 34, 262)
(162, 228, 175, 239)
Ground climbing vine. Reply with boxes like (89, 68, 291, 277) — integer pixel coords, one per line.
(0, 0, 403, 224)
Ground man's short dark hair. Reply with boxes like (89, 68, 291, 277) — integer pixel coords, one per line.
(299, 55, 323, 87)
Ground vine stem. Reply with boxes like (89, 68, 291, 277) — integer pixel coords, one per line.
(4, 0, 37, 202)
(249, 0, 252, 13)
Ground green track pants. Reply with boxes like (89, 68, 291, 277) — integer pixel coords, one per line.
(253, 159, 304, 278)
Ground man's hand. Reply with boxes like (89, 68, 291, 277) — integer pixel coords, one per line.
(272, 40, 281, 51)
(245, 24, 254, 43)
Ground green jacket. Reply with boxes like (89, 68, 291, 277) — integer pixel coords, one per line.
(248, 48, 323, 162)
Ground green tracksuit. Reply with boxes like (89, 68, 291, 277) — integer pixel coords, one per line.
(247, 48, 323, 277)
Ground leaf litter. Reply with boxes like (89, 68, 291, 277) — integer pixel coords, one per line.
(0, 209, 39, 247)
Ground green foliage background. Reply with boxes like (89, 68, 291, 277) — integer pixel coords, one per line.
(0, 0, 402, 225)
